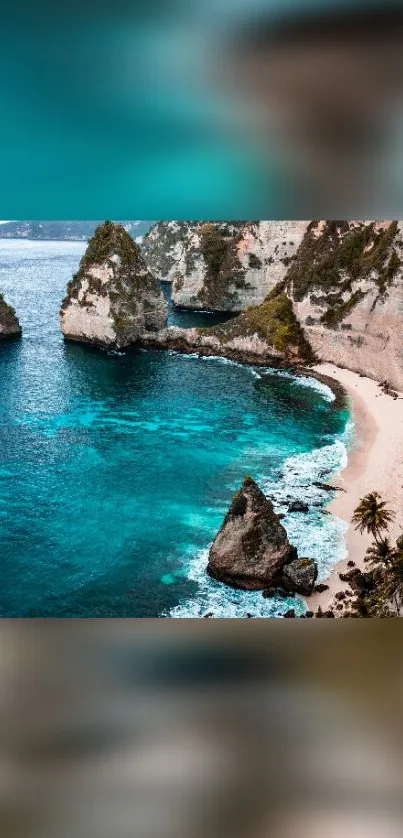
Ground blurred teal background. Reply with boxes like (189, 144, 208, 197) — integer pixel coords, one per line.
(0, 1, 401, 217)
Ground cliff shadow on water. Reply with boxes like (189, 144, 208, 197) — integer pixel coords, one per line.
(161, 281, 236, 329)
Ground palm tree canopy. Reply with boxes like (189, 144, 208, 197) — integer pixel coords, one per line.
(365, 537, 397, 569)
(352, 492, 395, 539)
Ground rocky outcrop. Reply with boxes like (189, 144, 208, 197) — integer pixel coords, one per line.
(207, 477, 297, 590)
(143, 221, 308, 311)
(0, 294, 21, 339)
(142, 221, 197, 283)
(287, 221, 403, 391)
(141, 286, 314, 367)
(60, 221, 166, 349)
(144, 218, 403, 391)
(200, 286, 314, 362)
(282, 558, 318, 597)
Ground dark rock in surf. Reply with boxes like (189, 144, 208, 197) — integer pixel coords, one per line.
(288, 500, 309, 513)
(281, 557, 318, 596)
(207, 477, 296, 590)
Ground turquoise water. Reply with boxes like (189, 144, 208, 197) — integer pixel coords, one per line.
(0, 240, 350, 617)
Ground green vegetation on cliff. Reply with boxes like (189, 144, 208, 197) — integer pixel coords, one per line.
(199, 286, 314, 362)
(61, 221, 159, 315)
(286, 221, 401, 327)
(60, 221, 166, 346)
(197, 223, 249, 309)
(78, 221, 143, 272)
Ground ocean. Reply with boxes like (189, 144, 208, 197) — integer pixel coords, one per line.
(0, 240, 351, 617)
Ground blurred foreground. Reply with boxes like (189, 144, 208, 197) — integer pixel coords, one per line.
(0, 621, 403, 837)
(1, 1, 403, 216)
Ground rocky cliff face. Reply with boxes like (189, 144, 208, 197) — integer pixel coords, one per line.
(143, 221, 308, 311)
(286, 221, 403, 391)
(145, 218, 403, 389)
(141, 286, 314, 367)
(0, 294, 21, 339)
(60, 221, 167, 349)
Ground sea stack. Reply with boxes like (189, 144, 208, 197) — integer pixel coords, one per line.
(0, 293, 22, 339)
(60, 221, 167, 349)
(207, 477, 297, 590)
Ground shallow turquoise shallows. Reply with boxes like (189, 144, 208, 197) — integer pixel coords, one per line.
(0, 241, 350, 617)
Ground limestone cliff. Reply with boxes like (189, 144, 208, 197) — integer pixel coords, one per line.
(141, 286, 314, 367)
(285, 221, 403, 391)
(143, 221, 308, 311)
(198, 286, 314, 363)
(142, 218, 403, 389)
(0, 294, 21, 339)
(61, 221, 167, 349)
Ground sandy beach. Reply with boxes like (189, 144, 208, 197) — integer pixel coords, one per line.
(306, 364, 403, 613)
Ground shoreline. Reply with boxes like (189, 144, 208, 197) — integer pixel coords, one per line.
(139, 344, 403, 614)
(306, 364, 403, 613)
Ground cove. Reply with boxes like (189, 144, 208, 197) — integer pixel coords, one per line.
(0, 240, 350, 617)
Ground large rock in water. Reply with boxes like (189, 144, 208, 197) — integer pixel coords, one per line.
(0, 293, 21, 339)
(60, 221, 167, 349)
(207, 477, 296, 590)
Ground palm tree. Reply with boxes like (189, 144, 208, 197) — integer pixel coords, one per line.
(352, 492, 395, 542)
(365, 534, 403, 617)
(365, 537, 397, 570)
(351, 594, 373, 618)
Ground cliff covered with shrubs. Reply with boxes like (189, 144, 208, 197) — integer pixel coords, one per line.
(61, 221, 166, 349)
(143, 219, 403, 389)
(288, 221, 403, 390)
(143, 220, 308, 311)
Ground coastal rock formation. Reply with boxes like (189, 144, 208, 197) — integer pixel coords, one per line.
(60, 221, 167, 349)
(207, 477, 297, 590)
(0, 293, 22, 339)
(141, 286, 314, 366)
(282, 558, 318, 597)
(287, 221, 403, 391)
(143, 221, 308, 311)
(144, 218, 403, 390)
(142, 221, 194, 283)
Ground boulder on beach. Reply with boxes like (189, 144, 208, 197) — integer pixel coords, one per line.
(60, 221, 167, 349)
(281, 557, 318, 597)
(207, 477, 297, 590)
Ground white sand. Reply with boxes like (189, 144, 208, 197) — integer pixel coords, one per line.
(306, 364, 403, 613)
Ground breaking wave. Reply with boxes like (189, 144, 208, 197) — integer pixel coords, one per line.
(168, 409, 353, 618)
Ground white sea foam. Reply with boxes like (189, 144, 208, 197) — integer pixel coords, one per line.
(167, 547, 306, 619)
(172, 351, 336, 400)
(262, 434, 351, 579)
(260, 368, 335, 401)
(166, 378, 353, 619)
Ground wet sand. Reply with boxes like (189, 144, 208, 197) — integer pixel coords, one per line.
(306, 364, 403, 614)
